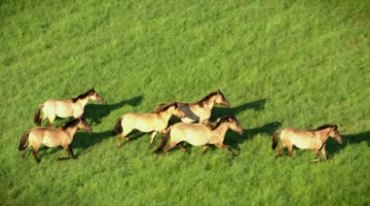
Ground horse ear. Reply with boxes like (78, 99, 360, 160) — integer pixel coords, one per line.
(333, 124, 338, 130)
(217, 89, 221, 93)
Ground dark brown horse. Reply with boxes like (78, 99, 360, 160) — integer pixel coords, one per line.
(272, 124, 343, 162)
(19, 118, 92, 163)
(154, 90, 230, 125)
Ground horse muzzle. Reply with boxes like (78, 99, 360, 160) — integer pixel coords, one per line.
(98, 97, 104, 104)
(222, 101, 231, 108)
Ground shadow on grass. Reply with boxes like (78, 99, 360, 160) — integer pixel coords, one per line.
(211, 99, 267, 120)
(84, 95, 143, 125)
(72, 129, 149, 151)
(326, 130, 370, 156)
(225, 121, 282, 151)
(72, 130, 112, 150)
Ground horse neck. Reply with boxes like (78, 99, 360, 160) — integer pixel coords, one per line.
(212, 122, 229, 141)
(158, 109, 173, 121)
(76, 97, 89, 107)
(317, 128, 331, 143)
(201, 96, 216, 110)
(64, 126, 79, 140)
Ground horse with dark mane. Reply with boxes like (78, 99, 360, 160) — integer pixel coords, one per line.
(113, 102, 185, 146)
(154, 90, 230, 125)
(272, 124, 343, 162)
(34, 88, 103, 127)
(19, 118, 91, 163)
(155, 116, 243, 156)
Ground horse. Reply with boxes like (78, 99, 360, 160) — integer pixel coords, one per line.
(155, 116, 244, 156)
(272, 124, 343, 162)
(113, 102, 185, 146)
(34, 88, 104, 127)
(154, 90, 230, 125)
(18, 118, 92, 163)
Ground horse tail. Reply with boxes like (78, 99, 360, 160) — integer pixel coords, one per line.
(34, 104, 43, 126)
(113, 117, 123, 136)
(18, 131, 30, 151)
(154, 129, 171, 154)
(272, 129, 281, 149)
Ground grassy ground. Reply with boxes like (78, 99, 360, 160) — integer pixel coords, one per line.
(1, 0, 369, 205)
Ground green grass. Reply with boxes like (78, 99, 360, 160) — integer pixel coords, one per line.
(1, 0, 370, 205)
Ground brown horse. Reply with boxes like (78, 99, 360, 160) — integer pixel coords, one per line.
(272, 124, 343, 162)
(34, 88, 103, 127)
(113, 102, 185, 146)
(19, 118, 92, 163)
(154, 90, 230, 125)
(155, 116, 243, 156)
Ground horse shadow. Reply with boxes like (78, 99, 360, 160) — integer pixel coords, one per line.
(72, 130, 113, 151)
(211, 99, 267, 120)
(72, 129, 149, 151)
(326, 130, 370, 155)
(225, 121, 282, 150)
(84, 95, 143, 125)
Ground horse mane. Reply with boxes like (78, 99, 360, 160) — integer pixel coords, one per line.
(197, 91, 219, 106)
(71, 88, 95, 103)
(156, 102, 177, 113)
(62, 119, 81, 129)
(312, 124, 338, 131)
(210, 116, 237, 130)
(154, 103, 171, 113)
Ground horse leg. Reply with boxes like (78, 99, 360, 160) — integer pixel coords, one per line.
(177, 143, 187, 152)
(22, 148, 28, 158)
(59, 145, 72, 160)
(202, 145, 209, 155)
(117, 130, 131, 147)
(163, 142, 177, 154)
(216, 143, 236, 156)
(48, 116, 55, 127)
(287, 143, 293, 157)
(69, 145, 77, 159)
(149, 131, 158, 145)
(321, 148, 328, 162)
(32, 147, 40, 163)
(275, 142, 286, 157)
(310, 149, 321, 163)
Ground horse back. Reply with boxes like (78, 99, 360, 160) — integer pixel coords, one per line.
(281, 128, 318, 149)
(29, 127, 68, 148)
(171, 123, 211, 146)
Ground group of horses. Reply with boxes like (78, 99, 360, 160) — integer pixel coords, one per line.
(18, 88, 344, 163)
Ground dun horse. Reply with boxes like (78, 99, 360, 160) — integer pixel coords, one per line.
(34, 88, 103, 127)
(18, 118, 92, 163)
(113, 102, 185, 146)
(155, 116, 243, 156)
(272, 124, 343, 162)
(154, 90, 230, 125)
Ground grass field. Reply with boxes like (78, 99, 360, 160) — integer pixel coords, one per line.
(1, 0, 370, 205)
